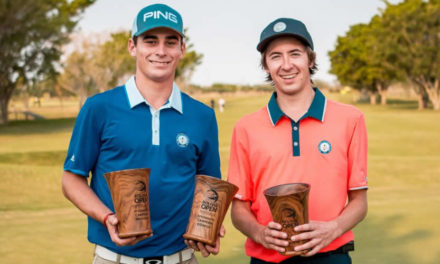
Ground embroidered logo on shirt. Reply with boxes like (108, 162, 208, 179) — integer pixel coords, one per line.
(318, 140, 332, 154)
(176, 133, 189, 148)
(70, 155, 75, 162)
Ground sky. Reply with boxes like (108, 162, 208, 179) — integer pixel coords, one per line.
(77, 0, 401, 86)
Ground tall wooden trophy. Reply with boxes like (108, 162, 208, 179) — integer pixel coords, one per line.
(104, 168, 153, 239)
(183, 175, 239, 246)
(264, 183, 310, 256)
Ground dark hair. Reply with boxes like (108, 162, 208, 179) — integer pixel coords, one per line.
(260, 44, 318, 83)
(132, 35, 138, 45)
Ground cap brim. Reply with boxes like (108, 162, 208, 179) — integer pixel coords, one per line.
(257, 33, 311, 52)
(134, 25, 184, 38)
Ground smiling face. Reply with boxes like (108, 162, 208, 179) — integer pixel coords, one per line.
(264, 37, 314, 96)
(128, 27, 185, 83)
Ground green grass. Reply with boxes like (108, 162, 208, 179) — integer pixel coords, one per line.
(1, 93, 439, 264)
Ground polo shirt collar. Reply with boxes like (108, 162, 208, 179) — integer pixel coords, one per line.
(267, 88, 327, 126)
(125, 75, 183, 113)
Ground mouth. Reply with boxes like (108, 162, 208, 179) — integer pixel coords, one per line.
(149, 60, 171, 65)
(280, 73, 298, 79)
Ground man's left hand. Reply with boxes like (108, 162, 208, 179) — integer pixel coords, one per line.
(290, 220, 340, 257)
(184, 225, 225, 257)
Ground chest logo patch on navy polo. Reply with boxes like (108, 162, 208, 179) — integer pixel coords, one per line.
(318, 140, 332, 154)
(176, 133, 189, 148)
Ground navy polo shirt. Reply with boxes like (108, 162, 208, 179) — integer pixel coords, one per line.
(64, 76, 221, 257)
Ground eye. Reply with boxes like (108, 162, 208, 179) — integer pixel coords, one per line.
(166, 40, 178, 46)
(144, 39, 157, 45)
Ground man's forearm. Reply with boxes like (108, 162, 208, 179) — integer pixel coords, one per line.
(231, 199, 264, 244)
(333, 189, 368, 238)
(61, 170, 112, 223)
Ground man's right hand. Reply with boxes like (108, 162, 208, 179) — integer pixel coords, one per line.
(256, 221, 289, 253)
(231, 200, 290, 254)
(105, 214, 150, 246)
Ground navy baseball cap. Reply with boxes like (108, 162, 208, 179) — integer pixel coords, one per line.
(131, 3, 184, 37)
(257, 18, 314, 52)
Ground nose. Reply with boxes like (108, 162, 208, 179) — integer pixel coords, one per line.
(281, 55, 293, 71)
(155, 43, 166, 56)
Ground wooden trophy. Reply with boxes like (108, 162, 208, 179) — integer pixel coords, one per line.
(104, 168, 153, 239)
(183, 175, 239, 246)
(264, 183, 310, 256)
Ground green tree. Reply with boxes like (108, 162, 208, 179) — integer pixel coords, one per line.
(59, 32, 135, 108)
(59, 28, 203, 105)
(57, 40, 98, 109)
(329, 24, 376, 103)
(175, 29, 203, 91)
(380, 0, 440, 109)
(329, 18, 397, 105)
(93, 31, 134, 91)
(0, 0, 95, 124)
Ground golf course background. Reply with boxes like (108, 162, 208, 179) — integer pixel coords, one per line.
(0, 91, 439, 264)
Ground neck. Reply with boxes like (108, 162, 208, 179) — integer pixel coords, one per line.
(276, 86, 315, 122)
(135, 73, 174, 110)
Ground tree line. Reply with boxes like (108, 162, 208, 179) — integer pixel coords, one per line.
(329, 0, 440, 110)
(0, 0, 203, 125)
(2, 0, 439, 124)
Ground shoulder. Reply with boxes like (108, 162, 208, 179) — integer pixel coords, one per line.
(85, 86, 126, 108)
(181, 92, 215, 117)
(326, 99, 365, 121)
(234, 107, 268, 130)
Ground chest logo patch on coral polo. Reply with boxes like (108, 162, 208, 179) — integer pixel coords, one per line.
(318, 140, 332, 154)
(176, 133, 189, 148)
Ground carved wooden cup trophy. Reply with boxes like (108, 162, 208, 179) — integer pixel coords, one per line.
(183, 175, 239, 246)
(264, 183, 310, 256)
(104, 168, 153, 239)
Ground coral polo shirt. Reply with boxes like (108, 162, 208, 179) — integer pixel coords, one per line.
(228, 88, 368, 263)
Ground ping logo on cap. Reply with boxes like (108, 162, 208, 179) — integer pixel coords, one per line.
(143, 10, 178, 24)
(132, 4, 184, 37)
(273, 22, 287, 32)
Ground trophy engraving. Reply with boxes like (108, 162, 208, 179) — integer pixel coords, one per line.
(264, 183, 310, 256)
(104, 168, 153, 239)
(183, 175, 238, 246)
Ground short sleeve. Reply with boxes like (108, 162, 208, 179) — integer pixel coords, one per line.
(227, 123, 253, 201)
(347, 113, 368, 190)
(63, 98, 102, 177)
(196, 110, 221, 179)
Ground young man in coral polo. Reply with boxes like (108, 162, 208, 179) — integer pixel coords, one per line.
(228, 18, 368, 264)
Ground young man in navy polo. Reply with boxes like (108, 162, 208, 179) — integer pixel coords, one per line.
(62, 4, 222, 264)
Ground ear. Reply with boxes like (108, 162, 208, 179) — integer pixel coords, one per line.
(128, 38, 136, 57)
(264, 66, 270, 74)
(309, 51, 316, 68)
(179, 41, 186, 60)
(264, 62, 270, 74)
(262, 53, 270, 74)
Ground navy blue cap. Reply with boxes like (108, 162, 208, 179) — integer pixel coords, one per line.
(257, 18, 314, 52)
